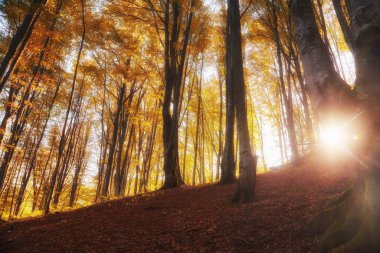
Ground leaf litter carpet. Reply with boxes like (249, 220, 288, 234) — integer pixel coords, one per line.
(0, 155, 354, 252)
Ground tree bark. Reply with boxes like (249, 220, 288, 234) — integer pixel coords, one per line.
(162, 0, 194, 188)
(290, 0, 380, 251)
(228, 0, 257, 203)
(290, 0, 352, 118)
(220, 1, 236, 184)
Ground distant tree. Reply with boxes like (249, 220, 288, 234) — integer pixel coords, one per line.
(44, 0, 86, 214)
(271, 0, 299, 161)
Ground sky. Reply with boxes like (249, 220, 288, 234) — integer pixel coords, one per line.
(0, 11, 7, 37)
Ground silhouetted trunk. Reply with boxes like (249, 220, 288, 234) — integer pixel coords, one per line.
(221, 2, 236, 184)
(228, 0, 257, 203)
(332, 0, 354, 52)
(0, 85, 20, 145)
(102, 84, 125, 197)
(101, 80, 132, 198)
(289, 41, 315, 145)
(134, 125, 145, 195)
(121, 124, 135, 195)
(200, 108, 206, 184)
(255, 114, 267, 170)
(141, 104, 158, 192)
(53, 89, 84, 206)
(272, 0, 299, 161)
(192, 77, 201, 186)
(217, 68, 223, 180)
(0, 87, 37, 189)
(69, 128, 89, 207)
(162, 0, 194, 188)
(0, 0, 49, 94)
(33, 136, 55, 211)
(44, 0, 85, 213)
(314, 0, 341, 76)
(182, 110, 189, 183)
(113, 80, 138, 197)
(0, 0, 62, 187)
(96, 80, 109, 202)
(14, 84, 60, 216)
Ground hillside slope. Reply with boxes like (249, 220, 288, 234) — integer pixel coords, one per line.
(0, 156, 354, 253)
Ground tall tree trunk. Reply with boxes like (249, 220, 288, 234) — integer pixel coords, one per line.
(121, 124, 135, 195)
(102, 83, 126, 198)
(182, 110, 189, 183)
(141, 104, 158, 192)
(220, 2, 236, 184)
(217, 67, 224, 180)
(291, 0, 351, 116)
(228, 0, 257, 203)
(192, 77, 201, 186)
(290, 0, 380, 251)
(162, 0, 194, 188)
(200, 108, 206, 184)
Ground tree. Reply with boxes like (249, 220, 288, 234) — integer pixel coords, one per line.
(290, 0, 380, 251)
(161, 0, 194, 188)
(226, 0, 257, 203)
(271, 0, 299, 161)
(0, 0, 48, 94)
(44, 0, 86, 213)
(220, 0, 236, 185)
(101, 82, 126, 198)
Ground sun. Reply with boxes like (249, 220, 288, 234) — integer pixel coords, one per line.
(319, 122, 360, 151)
(320, 125, 346, 148)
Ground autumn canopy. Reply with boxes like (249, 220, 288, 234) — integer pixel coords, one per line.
(1, 0, 380, 252)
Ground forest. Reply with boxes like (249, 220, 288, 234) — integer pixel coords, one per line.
(0, 0, 379, 252)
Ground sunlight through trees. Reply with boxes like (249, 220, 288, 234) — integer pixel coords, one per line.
(1, 1, 379, 251)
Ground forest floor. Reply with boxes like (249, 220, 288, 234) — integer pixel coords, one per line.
(0, 152, 355, 253)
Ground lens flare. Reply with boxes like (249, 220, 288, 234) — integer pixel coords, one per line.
(319, 123, 360, 151)
(320, 125, 346, 148)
